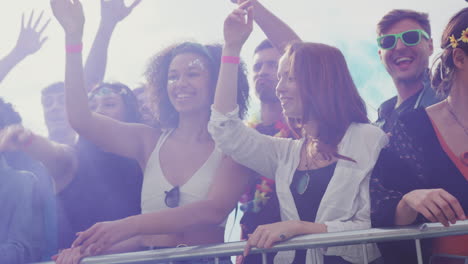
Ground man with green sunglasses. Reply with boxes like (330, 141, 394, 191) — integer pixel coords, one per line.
(374, 9, 442, 133)
(372, 9, 445, 264)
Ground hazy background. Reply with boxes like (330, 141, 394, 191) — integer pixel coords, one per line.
(1, 0, 467, 242)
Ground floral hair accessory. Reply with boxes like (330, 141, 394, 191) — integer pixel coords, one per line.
(445, 27, 468, 49)
(462, 28, 468, 43)
(449, 35, 459, 48)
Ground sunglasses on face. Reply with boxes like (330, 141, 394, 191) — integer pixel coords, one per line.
(165, 186, 180, 208)
(377, 29, 430, 50)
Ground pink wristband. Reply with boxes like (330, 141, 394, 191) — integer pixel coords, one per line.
(66, 43, 83, 53)
(221, 56, 240, 64)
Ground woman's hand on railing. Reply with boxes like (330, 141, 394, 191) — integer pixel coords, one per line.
(72, 217, 138, 255)
(52, 246, 90, 264)
(242, 220, 327, 257)
(398, 189, 466, 227)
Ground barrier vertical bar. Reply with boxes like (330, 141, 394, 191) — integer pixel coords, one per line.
(262, 252, 267, 264)
(415, 239, 423, 264)
(362, 244, 369, 264)
(214, 257, 219, 264)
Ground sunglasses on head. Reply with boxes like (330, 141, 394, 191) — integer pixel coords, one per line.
(377, 29, 430, 50)
(165, 186, 180, 208)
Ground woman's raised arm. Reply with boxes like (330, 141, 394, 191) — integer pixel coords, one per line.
(213, 5, 253, 114)
(50, 0, 156, 163)
(239, 0, 301, 52)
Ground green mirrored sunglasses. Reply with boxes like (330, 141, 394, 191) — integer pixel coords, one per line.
(377, 29, 430, 50)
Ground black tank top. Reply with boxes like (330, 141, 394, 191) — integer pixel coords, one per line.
(57, 137, 143, 248)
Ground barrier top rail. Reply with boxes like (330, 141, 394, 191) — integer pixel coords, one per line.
(37, 220, 468, 264)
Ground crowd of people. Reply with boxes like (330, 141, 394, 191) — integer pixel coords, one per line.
(0, 0, 467, 264)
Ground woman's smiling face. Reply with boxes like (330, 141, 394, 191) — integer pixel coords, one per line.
(167, 53, 213, 114)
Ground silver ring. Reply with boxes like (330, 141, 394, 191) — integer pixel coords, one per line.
(279, 234, 287, 241)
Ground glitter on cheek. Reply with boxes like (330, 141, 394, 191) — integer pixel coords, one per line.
(168, 79, 177, 85)
(188, 59, 206, 71)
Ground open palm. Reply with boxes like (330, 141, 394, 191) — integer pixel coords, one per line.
(50, 0, 85, 35)
(101, 0, 142, 25)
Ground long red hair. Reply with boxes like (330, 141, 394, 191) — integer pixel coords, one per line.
(285, 42, 369, 160)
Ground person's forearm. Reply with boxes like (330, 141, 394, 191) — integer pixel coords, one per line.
(129, 200, 229, 236)
(251, 1, 301, 52)
(103, 236, 143, 254)
(0, 48, 26, 83)
(394, 198, 418, 226)
(65, 33, 94, 133)
(83, 21, 116, 91)
(213, 46, 241, 114)
(297, 221, 328, 235)
(23, 133, 75, 185)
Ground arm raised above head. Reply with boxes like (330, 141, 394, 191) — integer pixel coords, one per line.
(238, 0, 301, 53)
(213, 4, 253, 114)
(51, 0, 156, 163)
(83, 0, 142, 90)
(0, 10, 49, 84)
(210, 5, 287, 177)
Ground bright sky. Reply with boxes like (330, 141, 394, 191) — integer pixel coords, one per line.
(1, 0, 466, 135)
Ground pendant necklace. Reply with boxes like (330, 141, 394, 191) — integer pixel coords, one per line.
(297, 166, 311, 195)
(297, 144, 311, 195)
(445, 99, 468, 166)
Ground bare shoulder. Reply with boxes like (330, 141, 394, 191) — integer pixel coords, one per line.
(426, 100, 446, 114)
(426, 100, 450, 127)
(131, 123, 163, 164)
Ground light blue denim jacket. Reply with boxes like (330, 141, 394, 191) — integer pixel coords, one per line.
(0, 155, 44, 263)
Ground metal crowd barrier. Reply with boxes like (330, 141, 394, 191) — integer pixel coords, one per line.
(38, 220, 468, 264)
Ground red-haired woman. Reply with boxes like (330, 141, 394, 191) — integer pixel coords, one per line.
(208, 2, 387, 264)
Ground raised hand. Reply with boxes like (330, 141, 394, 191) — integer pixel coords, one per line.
(0, 125, 34, 152)
(223, 3, 253, 51)
(402, 189, 466, 227)
(72, 217, 137, 255)
(235, 0, 252, 5)
(101, 0, 142, 26)
(50, 0, 85, 38)
(13, 11, 50, 58)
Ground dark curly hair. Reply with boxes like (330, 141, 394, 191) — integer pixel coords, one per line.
(431, 7, 468, 96)
(145, 42, 250, 129)
(89, 82, 142, 123)
(0, 98, 22, 130)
